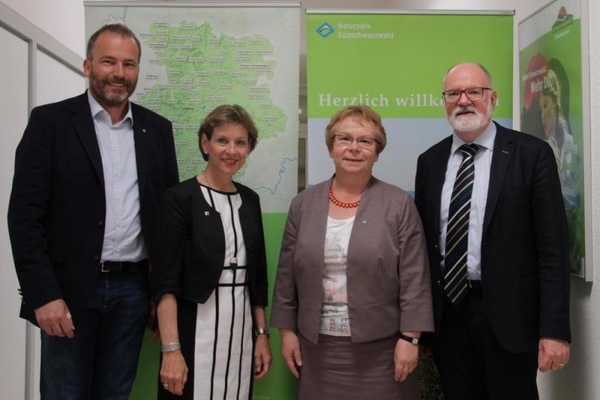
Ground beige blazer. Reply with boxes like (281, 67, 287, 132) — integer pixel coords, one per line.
(271, 176, 434, 344)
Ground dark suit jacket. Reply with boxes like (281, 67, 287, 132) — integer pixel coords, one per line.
(152, 177, 268, 308)
(271, 176, 433, 344)
(415, 122, 571, 353)
(8, 92, 179, 325)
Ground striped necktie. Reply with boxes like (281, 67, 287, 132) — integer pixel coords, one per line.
(444, 143, 479, 304)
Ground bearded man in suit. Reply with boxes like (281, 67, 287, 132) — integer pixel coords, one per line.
(8, 24, 179, 399)
(414, 62, 570, 400)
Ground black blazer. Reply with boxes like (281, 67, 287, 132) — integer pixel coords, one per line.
(152, 177, 268, 308)
(415, 122, 571, 353)
(7, 92, 179, 325)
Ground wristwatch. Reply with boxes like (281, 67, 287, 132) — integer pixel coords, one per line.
(399, 333, 420, 345)
(254, 327, 270, 338)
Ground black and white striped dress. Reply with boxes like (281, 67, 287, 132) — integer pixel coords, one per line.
(160, 185, 253, 400)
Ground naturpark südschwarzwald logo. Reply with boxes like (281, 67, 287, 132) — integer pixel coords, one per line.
(316, 22, 334, 38)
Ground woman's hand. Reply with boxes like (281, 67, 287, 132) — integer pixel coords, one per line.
(254, 335, 272, 379)
(394, 337, 419, 382)
(280, 329, 302, 379)
(160, 350, 188, 395)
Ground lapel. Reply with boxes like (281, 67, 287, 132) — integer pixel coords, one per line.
(132, 103, 150, 202)
(431, 137, 453, 237)
(72, 93, 104, 185)
(483, 122, 515, 234)
(305, 179, 331, 276)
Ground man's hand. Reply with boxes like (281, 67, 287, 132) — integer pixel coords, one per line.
(538, 337, 570, 372)
(34, 299, 75, 338)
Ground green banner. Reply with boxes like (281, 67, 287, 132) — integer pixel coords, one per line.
(519, 0, 587, 278)
(305, 10, 513, 397)
(306, 11, 514, 192)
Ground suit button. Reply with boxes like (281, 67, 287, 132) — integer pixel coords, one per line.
(94, 255, 100, 261)
(98, 220, 104, 227)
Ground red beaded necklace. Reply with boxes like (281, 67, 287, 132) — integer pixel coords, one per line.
(329, 185, 360, 209)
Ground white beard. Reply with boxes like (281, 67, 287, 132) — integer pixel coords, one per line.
(448, 101, 493, 133)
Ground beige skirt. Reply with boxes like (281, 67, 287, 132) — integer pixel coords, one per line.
(297, 333, 420, 400)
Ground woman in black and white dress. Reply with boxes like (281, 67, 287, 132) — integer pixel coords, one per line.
(153, 104, 271, 399)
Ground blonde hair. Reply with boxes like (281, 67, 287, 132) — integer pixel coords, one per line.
(198, 104, 258, 161)
(325, 105, 387, 154)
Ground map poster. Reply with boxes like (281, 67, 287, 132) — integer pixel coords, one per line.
(305, 11, 514, 194)
(519, 0, 589, 279)
(85, 3, 300, 214)
(85, 3, 300, 399)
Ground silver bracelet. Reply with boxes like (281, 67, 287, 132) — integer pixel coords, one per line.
(161, 341, 181, 353)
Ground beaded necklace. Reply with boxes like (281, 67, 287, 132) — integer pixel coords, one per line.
(329, 185, 360, 209)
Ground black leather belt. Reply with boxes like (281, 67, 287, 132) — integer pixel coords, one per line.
(101, 259, 148, 273)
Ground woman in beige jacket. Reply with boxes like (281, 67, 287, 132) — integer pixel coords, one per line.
(271, 105, 433, 400)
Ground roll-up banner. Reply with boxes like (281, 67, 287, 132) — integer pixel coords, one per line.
(85, 3, 300, 399)
(519, 0, 589, 280)
(306, 10, 514, 194)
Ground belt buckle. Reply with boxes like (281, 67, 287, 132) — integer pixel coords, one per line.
(101, 262, 115, 273)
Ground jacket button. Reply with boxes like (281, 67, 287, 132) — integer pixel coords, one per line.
(98, 220, 104, 227)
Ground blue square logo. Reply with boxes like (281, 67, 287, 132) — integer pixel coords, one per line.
(316, 22, 334, 38)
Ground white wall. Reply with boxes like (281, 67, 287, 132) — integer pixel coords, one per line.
(1, 0, 598, 398)
(0, 24, 31, 400)
(0, 2, 85, 399)
(2, 0, 85, 56)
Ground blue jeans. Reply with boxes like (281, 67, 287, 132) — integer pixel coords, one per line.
(40, 272, 150, 400)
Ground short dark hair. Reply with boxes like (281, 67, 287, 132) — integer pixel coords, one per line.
(198, 104, 259, 161)
(86, 24, 141, 62)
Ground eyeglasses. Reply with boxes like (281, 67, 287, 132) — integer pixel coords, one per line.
(442, 87, 492, 103)
(334, 135, 380, 148)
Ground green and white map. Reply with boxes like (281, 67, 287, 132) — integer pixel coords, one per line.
(85, 4, 300, 212)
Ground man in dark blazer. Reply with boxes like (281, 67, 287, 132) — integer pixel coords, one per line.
(7, 24, 179, 399)
(415, 63, 570, 400)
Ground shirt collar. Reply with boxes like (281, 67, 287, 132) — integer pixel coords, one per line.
(451, 121, 497, 154)
(87, 90, 134, 127)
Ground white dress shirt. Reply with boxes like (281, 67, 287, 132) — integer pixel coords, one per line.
(439, 122, 496, 280)
(88, 92, 146, 262)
